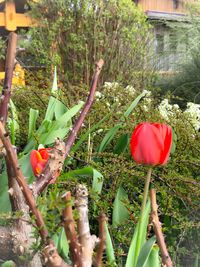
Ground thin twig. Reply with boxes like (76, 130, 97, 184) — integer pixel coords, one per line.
(150, 188, 173, 267)
(34, 59, 104, 196)
(62, 191, 83, 267)
(0, 32, 17, 124)
(95, 213, 106, 267)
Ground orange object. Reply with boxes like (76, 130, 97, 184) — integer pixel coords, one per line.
(0, 0, 36, 31)
(30, 148, 50, 176)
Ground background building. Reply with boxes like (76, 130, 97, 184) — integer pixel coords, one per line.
(135, 0, 195, 72)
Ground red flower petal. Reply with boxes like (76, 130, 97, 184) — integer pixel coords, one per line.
(130, 122, 172, 166)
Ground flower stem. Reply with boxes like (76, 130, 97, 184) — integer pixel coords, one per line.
(134, 167, 152, 266)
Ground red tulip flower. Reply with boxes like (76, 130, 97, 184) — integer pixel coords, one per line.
(30, 148, 50, 176)
(130, 122, 172, 166)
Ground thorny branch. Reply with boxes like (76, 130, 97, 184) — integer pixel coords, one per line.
(62, 191, 83, 267)
(0, 32, 17, 124)
(95, 213, 107, 267)
(33, 59, 104, 196)
(0, 122, 70, 267)
(150, 188, 173, 267)
(75, 184, 99, 267)
(0, 122, 49, 242)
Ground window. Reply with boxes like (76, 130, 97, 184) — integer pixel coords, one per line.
(156, 33, 164, 54)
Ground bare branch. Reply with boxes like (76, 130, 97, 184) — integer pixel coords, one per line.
(34, 59, 104, 196)
(0, 32, 17, 124)
(150, 188, 173, 267)
(95, 213, 106, 267)
(75, 184, 98, 267)
(62, 191, 83, 267)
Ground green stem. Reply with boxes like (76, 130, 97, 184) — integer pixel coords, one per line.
(134, 167, 152, 266)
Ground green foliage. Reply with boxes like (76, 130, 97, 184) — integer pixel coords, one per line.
(0, 36, 6, 61)
(1, 260, 16, 267)
(28, 0, 153, 87)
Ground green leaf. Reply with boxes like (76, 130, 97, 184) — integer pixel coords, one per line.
(39, 127, 70, 145)
(2, 260, 16, 267)
(54, 100, 68, 120)
(136, 236, 156, 267)
(125, 200, 151, 267)
(194, 254, 199, 267)
(8, 99, 19, 145)
(0, 169, 11, 213)
(144, 245, 161, 267)
(19, 153, 34, 183)
(113, 133, 129, 154)
(97, 124, 121, 152)
(44, 96, 58, 121)
(92, 169, 104, 194)
(112, 186, 129, 227)
(52, 66, 58, 94)
(105, 222, 116, 265)
(57, 227, 69, 262)
(52, 232, 60, 248)
(64, 166, 94, 179)
(170, 128, 177, 155)
(28, 108, 39, 140)
(124, 91, 146, 118)
(23, 101, 83, 153)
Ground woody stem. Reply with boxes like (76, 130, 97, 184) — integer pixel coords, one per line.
(135, 167, 152, 265)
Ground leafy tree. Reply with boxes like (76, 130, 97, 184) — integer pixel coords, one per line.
(27, 0, 153, 87)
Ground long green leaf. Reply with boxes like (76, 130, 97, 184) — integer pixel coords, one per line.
(97, 92, 146, 153)
(8, 100, 19, 145)
(58, 227, 69, 262)
(28, 108, 39, 140)
(125, 200, 151, 267)
(64, 167, 104, 194)
(124, 91, 146, 118)
(54, 100, 68, 120)
(97, 124, 121, 152)
(105, 222, 116, 265)
(113, 133, 129, 154)
(112, 186, 129, 227)
(144, 245, 160, 267)
(136, 236, 156, 267)
(194, 254, 199, 267)
(44, 96, 58, 121)
(52, 66, 58, 94)
(0, 169, 11, 213)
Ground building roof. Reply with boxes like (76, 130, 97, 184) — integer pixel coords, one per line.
(146, 10, 187, 21)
